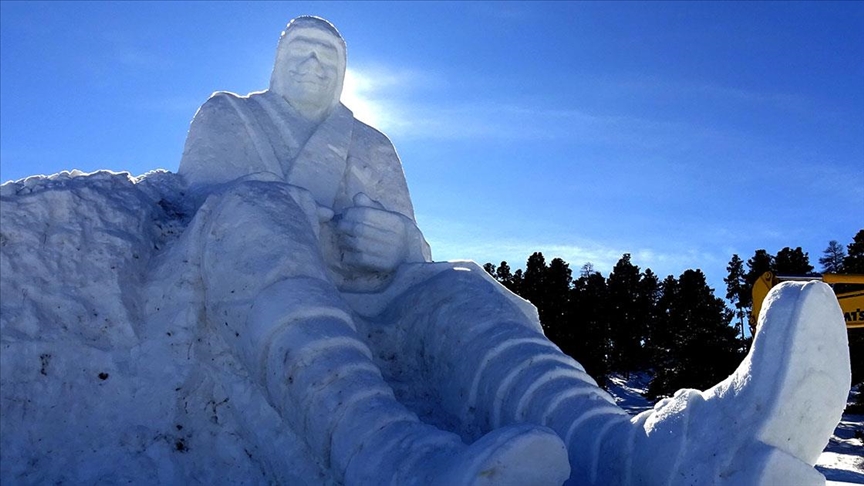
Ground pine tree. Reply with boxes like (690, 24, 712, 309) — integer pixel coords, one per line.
(724, 254, 749, 348)
(511, 269, 524, 294)
(570, 271, 611, 387)
(607, 254, 646, 373)
(483, 262, 496, 276)
(521, 252, 548, 321)
(647, 270, 738, 399)
(819, 240, 846, 274)
(637, 269, 661, 361)
(495, 261, 514, 289)
(545, 258, 572, 315)
(542, 258, 573, 349)
(773, 246, 813, 275)
(647, 275, 678, 396)
(843, 230, 864, 274)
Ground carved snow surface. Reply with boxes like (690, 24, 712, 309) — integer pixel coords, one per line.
(0, 170, 852, 485)
(0, 171, 572, 485)
(0, 15, 852, 486)
(0, 171, 327, 484)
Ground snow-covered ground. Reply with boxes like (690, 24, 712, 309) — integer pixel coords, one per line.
(606, 372, 655, 416)
(606, 373, 864, 484)
(818, 383, 864, 485)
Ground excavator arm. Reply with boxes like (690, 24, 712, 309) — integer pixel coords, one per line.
(749, 272, 864, 332)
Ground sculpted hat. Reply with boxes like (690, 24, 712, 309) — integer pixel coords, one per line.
(270, 16, 348, 109)
(273, 16, 347, 74)
(281, 16, 346, 53)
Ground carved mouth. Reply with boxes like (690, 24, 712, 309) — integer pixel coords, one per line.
(290, 71, 327, 83)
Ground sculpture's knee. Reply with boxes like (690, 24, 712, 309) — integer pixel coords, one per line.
(223, 179, 320, 231)
(396, 265, 541, 340)
(198, 180, 327, 293)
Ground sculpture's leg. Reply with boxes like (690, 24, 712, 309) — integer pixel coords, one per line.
(254, 296, 569, 486)
(193, 183, 569, 485)
(387, 266, 628, 483)
(389, 266, 849, 485)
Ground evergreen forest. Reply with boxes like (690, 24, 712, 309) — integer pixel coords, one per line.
(482, 229, 864, 408)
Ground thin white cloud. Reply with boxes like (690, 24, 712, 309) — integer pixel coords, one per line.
(99, 30, 173, 71)
(130, 95, 203, 114)
(340, 64, 743, 151)
(431, 235, 730, 279)
(431, 238, 625, 271)
(787, 159, 864, 207)
(607, 75, 814, 114)
(112, 46, 170, 70)
(419, 213, 726, 279)
(425, 232, 737, 297)
(341, 68, 390, 128)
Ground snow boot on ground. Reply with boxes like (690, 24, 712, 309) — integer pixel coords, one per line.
(625, 280, 850, 485)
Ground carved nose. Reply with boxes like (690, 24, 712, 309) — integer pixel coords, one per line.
(298, 53, 324, 75)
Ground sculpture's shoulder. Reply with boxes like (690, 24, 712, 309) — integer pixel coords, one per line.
(194, 90, 257, 120)
(350, 117, 398, 157)
(211, 90, 248, 101)
(192, 90, 283, 134)
(179, 90, 278, 191)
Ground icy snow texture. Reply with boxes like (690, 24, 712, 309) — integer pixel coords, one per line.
(1, 170, 330, 484)
(0, 170, 572, 484)
(1, 15, 852, 486)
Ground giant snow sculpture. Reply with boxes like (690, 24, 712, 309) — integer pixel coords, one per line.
(0, 15, 851, 486)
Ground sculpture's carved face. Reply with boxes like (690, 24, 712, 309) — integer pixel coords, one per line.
(270, 22, 346, 121)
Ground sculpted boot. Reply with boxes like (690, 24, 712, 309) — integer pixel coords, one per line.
(620, 280, 850, 485)
(389, 266, 849, 485)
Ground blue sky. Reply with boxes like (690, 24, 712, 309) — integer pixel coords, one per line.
(1, 1, 862, 295)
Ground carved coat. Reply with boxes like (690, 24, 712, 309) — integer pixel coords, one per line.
(178, 90, 416, 221)
(177, 90, 431, 291)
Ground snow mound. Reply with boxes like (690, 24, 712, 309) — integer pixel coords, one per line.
(0, 170, 332, 484)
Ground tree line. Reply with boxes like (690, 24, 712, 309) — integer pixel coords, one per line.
(483, 229, 864, 402)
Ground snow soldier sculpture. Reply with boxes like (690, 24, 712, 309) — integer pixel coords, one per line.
(178, 16, 850, 485)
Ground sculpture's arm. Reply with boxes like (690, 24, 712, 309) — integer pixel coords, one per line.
(402, 216, 432, 263)
(339, 122, 431, 259)
(364, 140, 431, 264)
(324, 122, 431, 291)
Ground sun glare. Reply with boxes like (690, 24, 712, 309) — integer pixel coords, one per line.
(341, 68, 385, 129)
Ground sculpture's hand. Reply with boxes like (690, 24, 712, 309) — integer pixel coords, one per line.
(336, 193, 409, 273)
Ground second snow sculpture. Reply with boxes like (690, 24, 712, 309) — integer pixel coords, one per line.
(177, 16, 850, 485)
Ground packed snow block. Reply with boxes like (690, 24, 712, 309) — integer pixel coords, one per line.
(0, 171, 332, 484)
(1, 171, 155, 482)
(1, 171, 155, 347)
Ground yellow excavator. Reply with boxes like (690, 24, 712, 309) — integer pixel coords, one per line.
(750, 272, 864, 333)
